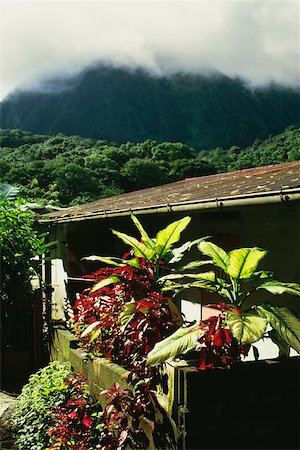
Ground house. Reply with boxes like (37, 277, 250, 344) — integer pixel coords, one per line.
(39, 161, 300, 449)
(39, 160, 300, 324)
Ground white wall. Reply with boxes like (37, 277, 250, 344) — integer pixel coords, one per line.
(51, 258, 68, 321)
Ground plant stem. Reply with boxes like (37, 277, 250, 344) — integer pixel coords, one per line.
(230, 277, 240, 306)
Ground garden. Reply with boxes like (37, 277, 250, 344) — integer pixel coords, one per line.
(1, 194, 300, 449)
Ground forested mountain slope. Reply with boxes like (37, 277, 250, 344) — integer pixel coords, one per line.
(1, 66, 300, 150)
(0, 126, 299, 207)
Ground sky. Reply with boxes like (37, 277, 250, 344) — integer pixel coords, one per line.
(0, 0, 299, 100)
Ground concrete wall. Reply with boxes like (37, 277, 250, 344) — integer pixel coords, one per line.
(51, 328, 300, 450)
(173, 355, 300, 449)
(50, 328, 156, 449)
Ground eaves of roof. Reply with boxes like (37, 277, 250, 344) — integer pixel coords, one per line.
(39, 161, 300, 225)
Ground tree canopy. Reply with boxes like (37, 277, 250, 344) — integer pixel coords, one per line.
(0, 126, 299, 207)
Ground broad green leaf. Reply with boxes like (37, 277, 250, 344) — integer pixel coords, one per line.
(226, 248, 267, 279)
(227, 311, 268, 344)
(119, 299, 136, 330)
(257, 281, 300, 296)
(90, 275, 119, 293)
(268, 329, 290, 357)
(131, 214, 155, 248)
(198, 241, 228, 271)
(83, 255, 125, 267)
(154, 217, 191, 260)
(177, 259, 213, 272)
(81, 321, 101, 338)
(169, 237, 209, 264)
(161, 280, 218, 295)
(0, 183, 20, 200)
(257, 305, 300, 354)
(159, 271, 215, 283)
(239, 270, 274, 283)
(186, 271, 216, 282)
(146, 322, 205, 366)
(112, 229, 156, 261)
(126, 258, 140, 268)
(84, 255, 141, 268)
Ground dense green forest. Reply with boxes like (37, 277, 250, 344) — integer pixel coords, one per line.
(1, 66, 300, 150)
(0, 126, 299, 207)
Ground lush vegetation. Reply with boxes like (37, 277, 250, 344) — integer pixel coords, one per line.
(0, 126, 299, 207)
(8, 361, 153, 450)
(198, 125, 300, 172)
(0, 194, 51, 305)
(148, 241, 300, 367)
(67, 216, 300, 447)
(8, 361, 113, 450)
(9, 361, 74, 450)
(70, 216, 300, 369)
(1, 66, 300, 149)
(7, 216, 300, 449)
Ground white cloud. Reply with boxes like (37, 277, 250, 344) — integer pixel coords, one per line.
(0, 0, 299, 99)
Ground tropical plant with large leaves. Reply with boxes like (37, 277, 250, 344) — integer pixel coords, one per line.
(70, 214, 201, 361)
(67, 215, 198, 449)
(147, 241, 300, 368)
(109, 214, 199, 276)
(78, 214, 202, 330)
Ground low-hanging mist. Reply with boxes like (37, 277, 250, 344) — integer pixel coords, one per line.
(1, 1, 299, 100)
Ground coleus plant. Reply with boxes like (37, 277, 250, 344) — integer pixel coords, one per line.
(69, 214, 202, 367)
(67, 215, 196, 448)
(146, 241, 300, 369)
(98, 382, 150, 450)
(48, 373, 149, 450)
(48, 372, 103, 450)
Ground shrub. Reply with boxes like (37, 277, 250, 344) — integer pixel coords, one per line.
(9, 361, 148, 450)
(9, 361, 74, 450)
(65, 216, 196, 449)
(48, 372, 104, 450)
(69, 216, 194, 371)
(0, 196, 49, 305)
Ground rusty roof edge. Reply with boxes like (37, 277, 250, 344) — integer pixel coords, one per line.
(38, 187, 300, 225)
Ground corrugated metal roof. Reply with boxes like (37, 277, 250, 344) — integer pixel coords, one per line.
(40, 161, 300, 223)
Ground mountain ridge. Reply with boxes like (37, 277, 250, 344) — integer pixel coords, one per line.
(1, 65, 300, 150)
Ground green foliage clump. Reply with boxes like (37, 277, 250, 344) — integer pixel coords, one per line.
(0, 196, 49, 304)
(0, 131, 215, 206)
(9, 361, 74, 450)
(0, 128, 48, 148)
(199, 125, 300, 172)
(147, 241, 300, 367)
(0, 126, 299, 208)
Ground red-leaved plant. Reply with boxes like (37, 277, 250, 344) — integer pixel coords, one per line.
(68, 215, 198, 371)
(66, 215, 198, 448)
(72, 258, 179, 370)
(197, 308, 251, 370)
(48, 372, 104, 450)
(98, 382, 150, 450)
